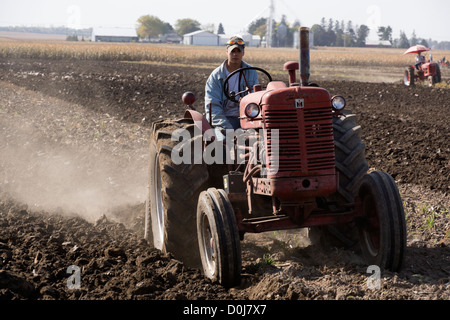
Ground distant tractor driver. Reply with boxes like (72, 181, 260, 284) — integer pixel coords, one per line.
(415, 53, 426, 70)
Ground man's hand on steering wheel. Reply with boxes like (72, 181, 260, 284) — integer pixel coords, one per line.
(223, 67, 272, 103)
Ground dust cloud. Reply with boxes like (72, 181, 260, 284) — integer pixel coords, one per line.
(0, 86, 148, 223)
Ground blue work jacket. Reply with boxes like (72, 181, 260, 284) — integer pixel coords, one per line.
(205, 60, 259, 130)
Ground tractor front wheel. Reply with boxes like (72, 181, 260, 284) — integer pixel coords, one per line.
(357, 171, 406, 272)
(404, 66, 415, 86)
(197, 188, 242, 288)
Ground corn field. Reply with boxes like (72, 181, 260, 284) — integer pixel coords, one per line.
(0, 40, 449, 69)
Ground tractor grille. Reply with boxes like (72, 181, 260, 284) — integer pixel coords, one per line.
(265, 105, 335, 177)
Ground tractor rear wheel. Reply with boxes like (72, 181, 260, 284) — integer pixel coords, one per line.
(197, 188, 242, 288)
(145, 118, 209, 267)
(404, 66, 415, 86)
(332, 111, 369, 204)
(308, 111, 369, 248)
(357, 171, 406, 271)
(434, 64, 442, 84)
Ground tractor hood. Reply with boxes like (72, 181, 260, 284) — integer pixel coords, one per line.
(239, 84, 332, 129)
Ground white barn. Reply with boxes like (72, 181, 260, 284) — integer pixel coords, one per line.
(219, 33, 261, 47)
(91, 27, 138, 42)
(366, 39, 392, 48)
(183, 30, 219, 46)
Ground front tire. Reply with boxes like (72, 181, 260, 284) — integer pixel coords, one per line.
(404, 66, 415, 86)
(358, 171, 406, 271)
(197, 188, 242, 287)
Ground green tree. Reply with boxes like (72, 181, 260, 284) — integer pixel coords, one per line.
(345, 25, 356, 47)
(342, 33, 355, 47)
(327, 18, 334, 32)
(410, 30, 418, 46)
(398, 30, 410, 48)
(419, 38, 429, 48)
(174, 18, 201, 36)
(163, 22, 174, 34)
(377, 26, 393, 42)
(248, 18, 267, 35)
(311, 23, 336, 46)
(136, 15, 169, 39)
(335, 29, 344, 47)
(356, 25, 370, 47)
(311, 24, 326, 46)
(217, 23, 225, 34)
(253, 24, 267, 39)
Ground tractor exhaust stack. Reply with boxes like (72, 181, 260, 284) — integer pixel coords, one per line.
(299, 27, 310, 86)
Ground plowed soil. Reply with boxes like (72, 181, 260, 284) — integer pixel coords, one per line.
(0, 58, 449, 303)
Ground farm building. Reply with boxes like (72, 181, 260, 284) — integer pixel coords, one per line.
(160, 33, 182, 43)
(182, 30, 262, 47)
(183, 30, 219, 46)
(91, 27, 138, 42)
(219, 33, 261, 47)
(366, 40, 392, 48)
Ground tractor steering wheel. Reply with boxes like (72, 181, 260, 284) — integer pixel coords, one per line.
(223, 67, 272, 103)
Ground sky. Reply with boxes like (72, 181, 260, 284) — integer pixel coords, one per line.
(0, 0, 449, 42)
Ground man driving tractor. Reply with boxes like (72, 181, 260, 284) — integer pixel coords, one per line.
(204, 36, 259, 135)
(415, 52, 426, 70)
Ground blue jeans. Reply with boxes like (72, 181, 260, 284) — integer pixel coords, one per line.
(214, 117, 241, 142)
(227, 116, 241, 130)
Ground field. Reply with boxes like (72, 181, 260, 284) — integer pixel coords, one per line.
(1, 39, 449, 82)
(0, 39, 449, 304)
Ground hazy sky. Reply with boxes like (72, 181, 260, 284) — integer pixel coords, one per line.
(1, 0, 449, 41)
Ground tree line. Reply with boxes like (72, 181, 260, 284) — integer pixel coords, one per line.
(136, 14, 449, 49)
(2, 15, 449, 49)
(247, 16, 372, 48)
(136, 15, 208, 39)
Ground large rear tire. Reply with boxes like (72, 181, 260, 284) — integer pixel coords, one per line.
(145, 118, 209, 267)
(333, 111, 369, 203)
(434, 64, 442, 84)
(357, 171, 406, 271)
(197, 188, 242, 288)
(308, 111, 368, 248)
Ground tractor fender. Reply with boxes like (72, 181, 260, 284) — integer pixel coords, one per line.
(184, 109, 214, 141)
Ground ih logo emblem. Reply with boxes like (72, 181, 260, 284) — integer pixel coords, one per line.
(295, 98, 304, 109)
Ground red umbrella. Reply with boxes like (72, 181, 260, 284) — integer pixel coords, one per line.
(403, 45, 430, 55)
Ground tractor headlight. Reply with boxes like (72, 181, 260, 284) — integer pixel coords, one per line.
(331, 96, 346, 111)
(244, 103, 260, 118)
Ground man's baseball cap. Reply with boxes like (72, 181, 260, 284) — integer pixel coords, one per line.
(227, 36, 245, 52)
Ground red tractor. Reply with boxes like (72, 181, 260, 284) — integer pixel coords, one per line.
(438, 57, 449, 69)
(403, 45, 441, 86)
(145, 28, 406, 287)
